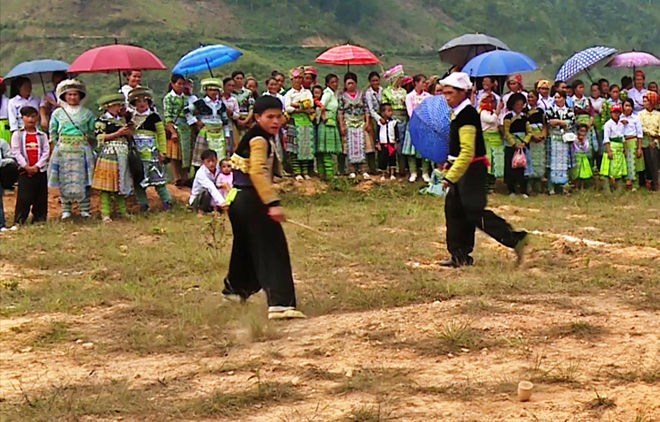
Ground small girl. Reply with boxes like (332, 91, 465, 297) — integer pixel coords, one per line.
(601, 103, 627, 193)
(420, 162, 447, 197)
(572, 124, 593, 189)
(216, 158, 233, 198)
(92, 93, 133, 222)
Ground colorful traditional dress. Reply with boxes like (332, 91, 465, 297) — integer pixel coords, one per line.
(590, 96, 605, 150)
(317, 87, 342, 154)
(572, 95, 597, 159)
(601, 118, 627, 179)
(232, 87, 255, 140)
(338, 90, 370, 164)
(381, 86, 408, 150)
(131, 109, 171, 208)
(419, 168, 447, 196)
(639, 108, 660, 189)
(47, 105, 96, 212)
(190, 96, 231, 166)
(92, 112, 132, 195)
(284, 87, 315, 175)
(0, 95, 10, 144)
(480, 109, 503, 178)
(545, 104, 576, 185)
(221, 95, 241, 154)
(503, 111, 531, 194)
(572, 138, 593, 180)
(621, 113, 645, 180)
(163, 90, 196, 168)
(527, 107, 546, 179)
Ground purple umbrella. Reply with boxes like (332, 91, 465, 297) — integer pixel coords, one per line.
(606, 51, 660, 69)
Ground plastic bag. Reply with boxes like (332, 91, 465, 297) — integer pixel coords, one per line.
(512, 148, 527, 169)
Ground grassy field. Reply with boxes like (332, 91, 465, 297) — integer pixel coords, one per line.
(0, 179, 659, 421)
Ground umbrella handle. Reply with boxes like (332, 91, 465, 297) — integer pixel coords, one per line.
(205, 59, 214, 78)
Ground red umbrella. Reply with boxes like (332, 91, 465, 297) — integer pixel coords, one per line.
(315, 44, 379, 69)
(68, 43, 166, 87)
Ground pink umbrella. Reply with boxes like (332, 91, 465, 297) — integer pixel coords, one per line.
(606, 51, 660, 69)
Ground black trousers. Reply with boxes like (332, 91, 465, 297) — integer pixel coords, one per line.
(445, 161, 524, 264)
(191, 191, 214, 213)
(639, 146, 659, 190)
(378, 148, 397, 171)
(14, 172, 48, 225)
(223, 187, 296, 308)
(0, 161, 19, 190)
(504, 146, 527, 194)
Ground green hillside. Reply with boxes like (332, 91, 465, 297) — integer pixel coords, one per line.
(1, 0, 659, 100)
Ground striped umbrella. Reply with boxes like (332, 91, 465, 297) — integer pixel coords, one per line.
(555, 46, 617, 82)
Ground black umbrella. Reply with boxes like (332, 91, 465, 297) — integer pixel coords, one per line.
(438, 33, 510, 68)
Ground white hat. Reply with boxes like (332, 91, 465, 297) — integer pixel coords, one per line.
(439, 72, 473, 91)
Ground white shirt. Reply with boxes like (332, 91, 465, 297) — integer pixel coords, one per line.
(627, 87, 647, 114)
(590, 96, 605, 114)
(0, 95, 9, 120)
(474, 89, 501, 108)
(7, 95, 43, 131)
(284, 87, 313, 114)
(621, 113, 643, 138)
(603, 119, 626, 144)
(537, 95, 553, 112)
(452, 98, 472, 117)
(189, 165, 226, 206)
(480, 110, 499, 131)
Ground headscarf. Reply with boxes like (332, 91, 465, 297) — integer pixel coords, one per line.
(635, 69, 645, 79)
(508, 74, 523, 85)
(644, 91, 658, 108)
(290, 66, 304, 79)
(478, 93, 494, 112)
(304, 66, 317, 76)
(537, 79, 550, 89)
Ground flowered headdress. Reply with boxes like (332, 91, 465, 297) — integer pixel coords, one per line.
(290, 66, 304, 79)
(644, 90, 658, 108)
(383, 64, 404, 81)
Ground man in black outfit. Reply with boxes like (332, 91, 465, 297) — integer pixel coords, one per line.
(439, 72, 528, 267)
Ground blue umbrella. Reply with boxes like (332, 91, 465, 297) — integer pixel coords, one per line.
(172, 45, 242, 76)
(462, 50, 537, 77)
(555, 46, 617, 82)
(4, 59, 70, 83)
(409, 95, 451, 163)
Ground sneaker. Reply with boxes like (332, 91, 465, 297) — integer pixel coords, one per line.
(390, 175, 397, 181)
(303, 174, 311, 180)
(380, 175, 386, 182)
(349, 173, 356, 179)
(80, 212, 91, 219)
(548, 190, 556, 196)
(439, 256, 474, 268)
(9, 225, 18, 231)
(408, 173, 417, 183)
(0, 227, 8, 233)
(422, 173, 431, 183)
(362, 172, 371, 180)
(295, 175, 304, 181)
(61, 212, 72, 220)
(102, 216, 112, 223)
(161, 202, 173, 212)
(268, 309, 307, 320)
(514, 232, 529, 266)
(521, 194, 529, 199)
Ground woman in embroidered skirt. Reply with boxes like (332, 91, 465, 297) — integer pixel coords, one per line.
(365, 71, 383, 174)
(479, 93, 502, 192)
(639, 91, 660, 190)
(47, 79, 96, 219)
(600, 103, 627, 193)
(381, 65, 408, 176)
(526, 90, 547, 194)
(283, 67, 315, 180)
(545, 91, 575, 195)
(191, 78, 231, 166)
(621, 98, 644, 189)
(92, 93, 133, 222)
(128, 87, 172, 212)
(163, 74, 195, 187)
(316, 74, 342, 179)
(503, 93, 531, 196)
(338, 72, 371, 180)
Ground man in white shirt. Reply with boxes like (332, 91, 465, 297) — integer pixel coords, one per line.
(627, 70, 647, 114)
(189, 148, 228, 213)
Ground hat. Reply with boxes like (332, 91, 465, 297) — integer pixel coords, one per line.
(439, 72, 473, 91)
(98, 93, 126, 109)
(201, 77, 222, 91)
(290, 66, 304, 79)
(508, 74, 523, 85)
(610, 103, 622, 113)
(128, 86, 154, 105)
(537, 79, 550, 89)
(401, 76, 413, 86)
(383, 64, 404, 81)
(304, 66, 317, 75)
(635, 69, 645, 78)
(56, 79, 87, 102)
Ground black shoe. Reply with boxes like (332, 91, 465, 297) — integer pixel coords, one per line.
(439, 256, 474, 268)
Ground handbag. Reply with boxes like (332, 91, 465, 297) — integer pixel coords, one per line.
(127, 136, 145, 186)
(512, 148, 527, 169)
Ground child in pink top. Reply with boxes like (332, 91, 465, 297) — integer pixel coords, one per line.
(216, 158, 233, 197)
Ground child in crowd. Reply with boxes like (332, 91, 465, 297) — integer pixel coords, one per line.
(479, 93, 503, 192)
(526, 90, 547, 194)
(216, 158, 234, 198)
(376, 103, 399, 181)
(589, 83, 605, 167)
(128, 87, 173, 212)
(92, 93, 133, 223)
(601, 103, 627, 193)
(0, 137, 17, 232)
(419, 162, 447, 197)
(621, 98, 644, 189)
(571, 80, 596, 162)
(572, 124, 593, 189)
(189, 149, 228, 214)
(503, 93, 531, 197)
(10, 106, 49, 225)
